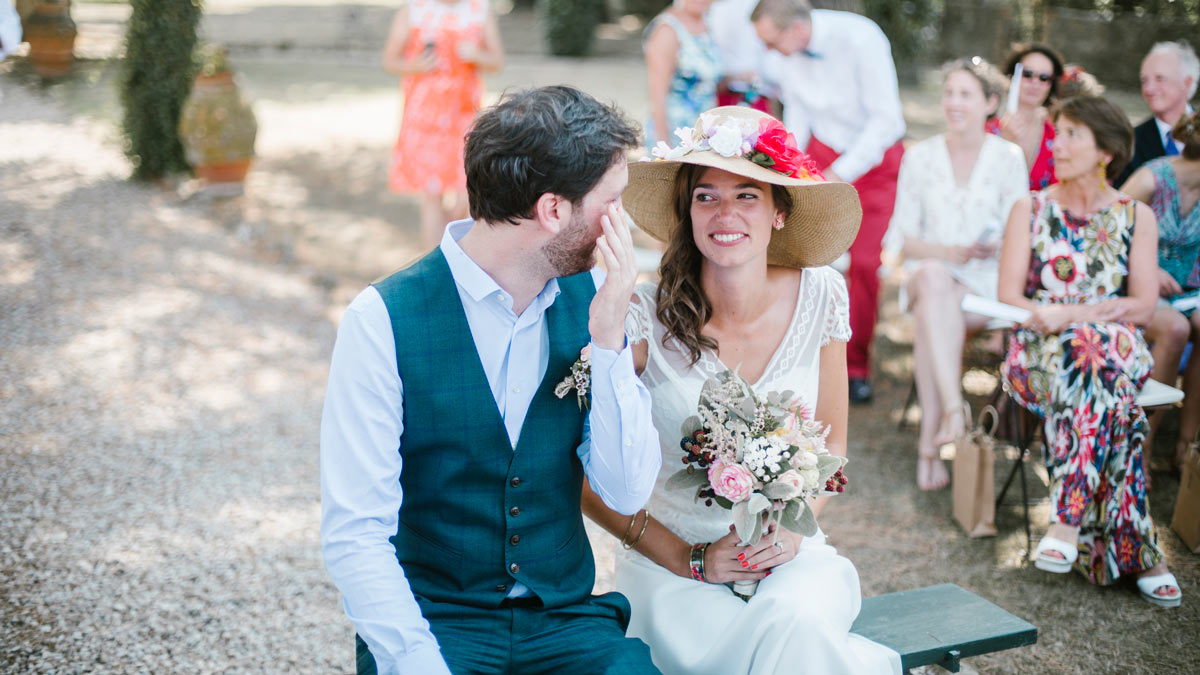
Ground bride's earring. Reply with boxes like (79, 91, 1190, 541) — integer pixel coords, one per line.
(772, 215, 785, 231)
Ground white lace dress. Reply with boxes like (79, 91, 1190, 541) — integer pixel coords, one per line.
(615, 268, 901, 675)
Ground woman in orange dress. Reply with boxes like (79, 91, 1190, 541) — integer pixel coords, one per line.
(382, 0, 504, 248)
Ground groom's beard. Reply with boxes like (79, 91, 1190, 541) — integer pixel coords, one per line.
(544, 208, 597, 277)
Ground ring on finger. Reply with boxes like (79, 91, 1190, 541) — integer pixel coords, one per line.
(773, 541, 785, 553)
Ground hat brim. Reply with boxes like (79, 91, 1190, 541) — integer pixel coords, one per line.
(625, 152, 862, 269)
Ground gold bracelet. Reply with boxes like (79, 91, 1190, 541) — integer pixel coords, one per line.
(619, 511, 640, 548)
(624, 510, 651, 550)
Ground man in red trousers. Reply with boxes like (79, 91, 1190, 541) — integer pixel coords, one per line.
(753, 0, 905, 403)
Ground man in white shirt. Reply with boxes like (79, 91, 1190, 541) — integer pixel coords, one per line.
(751, 0, 905, 403)
(1117, 40, 1198, 187)
(320, 86, 662, 675)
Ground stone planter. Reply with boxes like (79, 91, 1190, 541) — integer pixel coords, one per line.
(179, 52, 258, 186)
(24, 0, 76, 78)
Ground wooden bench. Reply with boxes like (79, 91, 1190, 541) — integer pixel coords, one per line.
(851, 583, 1037, 673)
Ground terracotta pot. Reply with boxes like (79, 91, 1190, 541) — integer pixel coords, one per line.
(179, 70, 258, 185)
(24, 0, 76, 78)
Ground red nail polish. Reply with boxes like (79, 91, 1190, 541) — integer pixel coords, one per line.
(741, 561, 748, 568)
(766, 570, 772, 577)
(737, 553, 745, 561)
(751, 564, 758, 570)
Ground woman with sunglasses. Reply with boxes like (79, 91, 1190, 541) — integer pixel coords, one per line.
(988, 44, 1066, 190)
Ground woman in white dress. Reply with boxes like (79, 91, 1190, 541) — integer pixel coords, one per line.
(883, 57, 1029, 490)
(582, 106, 901, 675)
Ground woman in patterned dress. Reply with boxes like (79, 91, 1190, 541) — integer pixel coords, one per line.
(644, 0, 722, 150)
(997, 96, 1181, 607)
(988, 44, 1064, 191)
(1122, 112, 1200, 471)
(382, 0, 504, 248)
(885, 57, 1028, 491)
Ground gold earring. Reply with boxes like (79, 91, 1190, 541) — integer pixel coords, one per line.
(1098, 157, 1109, 189)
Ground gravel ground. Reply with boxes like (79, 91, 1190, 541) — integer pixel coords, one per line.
(0, 84, 350, 671)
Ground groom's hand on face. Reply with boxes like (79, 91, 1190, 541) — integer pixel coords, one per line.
(589, 203, 639, 351)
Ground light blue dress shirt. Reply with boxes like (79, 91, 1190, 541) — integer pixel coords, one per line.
(320, 219, 661, 675)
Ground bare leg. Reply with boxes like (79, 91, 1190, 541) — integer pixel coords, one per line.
(1176, 312, 1200, 467)
(418, 192, 446, 250)
(1142, 306, 1189, 482)
(908, 262, 985, 491)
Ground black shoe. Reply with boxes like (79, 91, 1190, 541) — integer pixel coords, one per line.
(848, 378, 873, 404)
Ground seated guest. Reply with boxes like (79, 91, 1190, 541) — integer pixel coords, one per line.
(997, 95, 1181, 607)
(1116, 40, 1198, 187)
(644, 0, 722, 149)
(988, 43, 1065, 190)
(1122, 112, 1200, 472)
(884, 57, 1028, 491)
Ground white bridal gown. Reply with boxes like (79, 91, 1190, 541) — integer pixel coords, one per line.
(616, 270, 902, 675)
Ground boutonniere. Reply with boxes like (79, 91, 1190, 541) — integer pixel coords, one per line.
(554, 345, 591, 410)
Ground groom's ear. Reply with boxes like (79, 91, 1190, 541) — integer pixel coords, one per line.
(533, 192, 571, 235)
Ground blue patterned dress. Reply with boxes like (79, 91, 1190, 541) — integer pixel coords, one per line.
(1147, 158, 1200, 310)
(643, 13, 722, 149)
(1001, 191, 1162, 585)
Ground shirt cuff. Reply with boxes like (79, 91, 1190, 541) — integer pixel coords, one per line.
(388, 645, 453, 675)
(587, 340, 636, 394)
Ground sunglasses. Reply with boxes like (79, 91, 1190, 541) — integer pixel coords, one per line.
(1021, 71, 1054, 83)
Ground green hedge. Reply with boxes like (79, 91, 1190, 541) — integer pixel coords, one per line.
(540, 0, 604, 56)
(120, 0, 202, 180)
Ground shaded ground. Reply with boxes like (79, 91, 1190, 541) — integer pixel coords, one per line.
(1, 3, 1196, 672)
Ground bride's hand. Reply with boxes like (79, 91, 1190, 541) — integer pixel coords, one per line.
(702, 526, 772, 584)
(741, 523, 802, 572)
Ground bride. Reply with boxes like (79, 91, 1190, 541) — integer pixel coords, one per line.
(582, 106, 901, 674)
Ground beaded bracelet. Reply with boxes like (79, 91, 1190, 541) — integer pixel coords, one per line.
(689, 542, 709, 582)
(623, 510, 651, 550)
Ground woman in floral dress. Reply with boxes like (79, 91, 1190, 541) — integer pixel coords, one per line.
(381, 0, 504, 248)
(643, 0, 722, 150)
(997, 96, 1181, 606)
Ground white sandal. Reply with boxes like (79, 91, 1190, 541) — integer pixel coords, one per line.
(1137, 573, 1182, 608)
(1034, 536, 1077, 573)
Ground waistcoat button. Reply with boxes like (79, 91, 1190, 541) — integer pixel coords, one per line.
(510, 535, 520, 545)
(510, 477, 521, 487)
(509, 563, 520, 574)
(495, 584, 507, 592)
(509, 506, 520, 516)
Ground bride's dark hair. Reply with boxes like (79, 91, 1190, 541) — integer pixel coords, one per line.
(655, 164, 793, 365)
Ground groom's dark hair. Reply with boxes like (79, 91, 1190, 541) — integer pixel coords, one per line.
(464, 86, 639, 226)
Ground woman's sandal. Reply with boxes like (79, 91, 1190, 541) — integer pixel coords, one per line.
(1137, 572, 1182, 608)
(933, 403, 969, 447)
(917, 452, 950, 491)
(1033, 535, 1078, 573)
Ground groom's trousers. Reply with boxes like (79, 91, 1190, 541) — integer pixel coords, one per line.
(356, 591, 659, 674)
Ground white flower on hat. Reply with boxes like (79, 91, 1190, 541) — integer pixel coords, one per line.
(708, 122, 745, 157)
(652, 140, 689, 161)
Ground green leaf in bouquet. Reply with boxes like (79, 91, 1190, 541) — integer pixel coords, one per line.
(780, 499, 819, 537)
(712, 494, 734, 510)
(680, 414, 704, 438)
(731, 398, 758, 422)
(816, 453, 847, 482)
(665, 467, 708, 491)
(731, 493, 770, 544)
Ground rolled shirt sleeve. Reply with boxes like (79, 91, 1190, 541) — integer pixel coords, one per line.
(828, 25, 904, 183)
(319, 288, 452, 675)
(578, 342, 662, 515)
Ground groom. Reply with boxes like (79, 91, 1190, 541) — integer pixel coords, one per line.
(320, 86, 662, 675)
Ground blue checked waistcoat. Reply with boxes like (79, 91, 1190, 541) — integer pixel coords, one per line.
(372, 248, 597, 610)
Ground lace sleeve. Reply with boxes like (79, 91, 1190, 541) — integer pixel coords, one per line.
(624, 285, 655, 344)
(821, 268, 852, 346)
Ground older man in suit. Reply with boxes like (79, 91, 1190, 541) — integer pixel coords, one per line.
(1117, 40, 1197, 187)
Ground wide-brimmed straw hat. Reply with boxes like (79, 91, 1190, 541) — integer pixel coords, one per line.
(625, 106, 862, 269)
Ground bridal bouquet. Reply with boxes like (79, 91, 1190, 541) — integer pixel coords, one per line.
(666, 370, 848, 597)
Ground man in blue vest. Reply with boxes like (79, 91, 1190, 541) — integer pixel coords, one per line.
(320, 86, 662, 674)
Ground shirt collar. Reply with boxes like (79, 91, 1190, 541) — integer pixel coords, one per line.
(1157, 104, 1196, 139)
(804, 11, 827, 58)
(439, 218, 561, 311)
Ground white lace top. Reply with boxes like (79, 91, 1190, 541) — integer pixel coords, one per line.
(622, 267, 851, 547)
